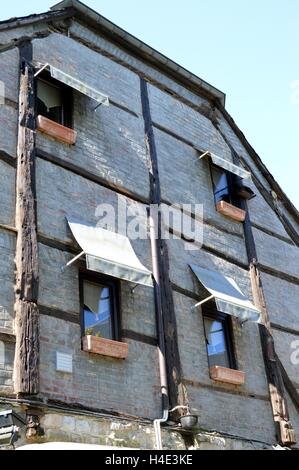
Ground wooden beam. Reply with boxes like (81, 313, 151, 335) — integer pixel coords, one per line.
(276, 356, 299, 414)
(0, 7, 76, 32)
(251, 222, 294, 246)
(39, 304, 79, 325)
(0, 150, 17, 168)
(258, 264, 299, 286)
(271, 323, 299, 337)
(0, 327, 16, 343)
(234, 152, 297, 445)
(121, 329, 157, 347)
(14, 41, 39, 395)
(140, 77, 186, 414)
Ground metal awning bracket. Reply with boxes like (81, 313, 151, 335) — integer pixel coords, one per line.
(61, 251, 85, 273)
(131, 284, 140, 294)
(191, 294, 215, 311)
(34, 63, 49, 78)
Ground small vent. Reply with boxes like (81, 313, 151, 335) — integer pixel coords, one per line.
(56, 352, 73, 374)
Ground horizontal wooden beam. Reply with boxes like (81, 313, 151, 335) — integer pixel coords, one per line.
(121, 329, 157, 347)
(0, 327, 16, 343)
(39, 304, 79, 325)
(251, 222, 294, 246)
(37, 233, 78, 255)
(259, 264, 299, 286)
(0, 7, 76, 32)
(183, 378, 269, 401)
(0, 150, 16, 168)
(0, 224, 17, 235)
(271, 323, 299, 337)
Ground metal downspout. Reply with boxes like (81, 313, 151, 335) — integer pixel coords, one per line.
(148, 208, 169, 450)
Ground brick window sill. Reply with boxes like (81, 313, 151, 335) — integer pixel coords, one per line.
(216, 200, 246, 223)
(82, 335, 128, 359)
(210, 366, 245, 386)
(36, 115, 77, 145)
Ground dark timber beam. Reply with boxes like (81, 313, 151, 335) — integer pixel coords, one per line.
(232, 150, 297, 447)
(14, 40, 39, 395)
(140, 77, 186, 415)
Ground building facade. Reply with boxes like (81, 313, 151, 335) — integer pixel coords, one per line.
(0, 0, 298, 450)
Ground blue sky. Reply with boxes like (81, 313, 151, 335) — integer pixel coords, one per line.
(1, 0, 298, 209)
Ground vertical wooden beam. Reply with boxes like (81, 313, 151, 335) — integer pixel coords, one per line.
(233, 150, 296, 446)
(140, 78, 186, 412)
(14, 41, 39, 395)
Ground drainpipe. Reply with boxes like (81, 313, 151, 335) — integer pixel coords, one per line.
(148, 207, 169, 450)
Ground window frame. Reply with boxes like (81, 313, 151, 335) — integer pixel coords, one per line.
(79, 271, 121, 343)
(202, 305, 237, 370)
(35, 71, 73, 129)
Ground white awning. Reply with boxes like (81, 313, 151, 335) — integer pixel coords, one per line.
(67, 218, 153, 287)
(190, 264, 261, 323)
(35, 63, 109, 106)
(200, 151, 251, 180)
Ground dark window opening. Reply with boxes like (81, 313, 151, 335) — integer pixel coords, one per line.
(36, 72, 73, 128)
(210, 164, 255, 207)
(80, 273, 120, 341)
(211, 165, 240, 207)
(203, 307, 236, 370)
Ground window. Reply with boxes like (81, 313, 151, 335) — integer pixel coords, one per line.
(211, 165, 240, 207)
(211, 164, 255, 208)
(80, 274, 119, 341)
(203, 309, 236, 370)
(36, 73, 72, 127)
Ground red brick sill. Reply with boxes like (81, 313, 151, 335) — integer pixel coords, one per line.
(210, 366, 245, 386)
(82, 335, 128, 360)
(36, 115, 77, 145)
(216, 200, 246, 223)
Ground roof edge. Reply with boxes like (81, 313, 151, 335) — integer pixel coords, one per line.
(50, 0, 226, 106)
(219, 104, 299, 224)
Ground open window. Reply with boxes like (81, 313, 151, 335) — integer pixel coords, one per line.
(35, 71, 76, 145)
(80, 273, 119, 341)
(35, 63, 109, 146)
(36, 72, 73, 128)
(200, 151, 255, 222)
(79, 272, 128, 359)
(203, 307, 236, 370)
(190, 263, 262, 385)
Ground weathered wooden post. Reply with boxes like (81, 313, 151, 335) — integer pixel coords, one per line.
(14, 41, 39, 395)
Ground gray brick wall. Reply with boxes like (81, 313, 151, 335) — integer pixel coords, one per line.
(33, 33, 142, 115)
(0, 230, 16, 330)
(166, 236, 253, 299)
(39, 315, 160, 420)
(0, 21, 297, 448)
(149, 84, 232, 161)
(0, 161, 15, 227)
(261, 272, 299, 331)
(253, 227, 299, 278)
(36, 95, 149, 199)
(154, 127, 244, 236)
(187, 384, 276, 444)
(0, 105, 17, 156)
(0, 47, 19, 102)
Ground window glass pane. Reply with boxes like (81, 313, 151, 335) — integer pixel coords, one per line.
(83, 281, 113, 340)
(204, 317, 230, 368)
(212, 167, 230, 203)
(37, 79, 63, 124)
